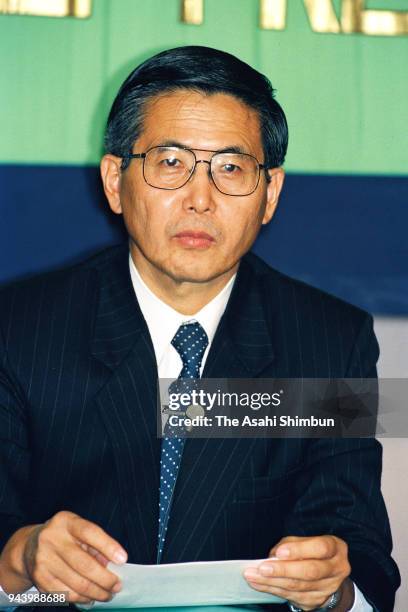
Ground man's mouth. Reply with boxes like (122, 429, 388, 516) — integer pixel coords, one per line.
(173, 231, 216, 249)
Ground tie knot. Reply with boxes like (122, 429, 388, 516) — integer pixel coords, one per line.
(171, 322, 209, 377)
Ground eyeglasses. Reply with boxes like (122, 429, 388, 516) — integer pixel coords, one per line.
(122, 146, 268, 196)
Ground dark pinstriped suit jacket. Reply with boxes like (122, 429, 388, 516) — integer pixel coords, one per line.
(0, 244, 400, 611)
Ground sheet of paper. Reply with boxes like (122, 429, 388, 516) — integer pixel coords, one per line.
(79, 558, 285, 609)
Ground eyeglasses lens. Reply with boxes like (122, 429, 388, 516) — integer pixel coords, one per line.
(144, 147, 193, 189)
(211, 153, 259, 195)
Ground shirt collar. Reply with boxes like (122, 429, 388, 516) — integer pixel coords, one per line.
(129, 254, 236, 364)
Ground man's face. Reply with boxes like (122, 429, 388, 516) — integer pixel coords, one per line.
(101, 90, 284, 285)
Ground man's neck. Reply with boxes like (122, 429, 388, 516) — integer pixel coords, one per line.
(130, 247, 238, 316)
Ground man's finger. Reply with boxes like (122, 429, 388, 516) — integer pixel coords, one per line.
(44, 553, 114, 602)
(80, 543, 110, 567)
(244, 569, 337, 592)
(257, 558, 334, 581)
(68, 516, 127, 564)
(268, 536, 310, 558)
(247, 580, 330, 611)
(274, 536, 339, 561)
(61, 543, 121, 593)
(36, 570, 93, 605)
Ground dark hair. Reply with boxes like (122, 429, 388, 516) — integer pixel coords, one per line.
(104, 46, 288, 170)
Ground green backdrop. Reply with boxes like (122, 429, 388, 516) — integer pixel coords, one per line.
(1, 0, 407, 174)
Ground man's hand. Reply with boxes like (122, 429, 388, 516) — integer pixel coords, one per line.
(244, 535, 354, 611)
(0, 511, 128, 604)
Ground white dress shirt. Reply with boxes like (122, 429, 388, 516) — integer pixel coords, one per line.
(0, 258, 373, 612)
(129, 255, 235, 379)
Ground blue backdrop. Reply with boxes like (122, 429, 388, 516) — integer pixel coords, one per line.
(1, 165, 407, 315)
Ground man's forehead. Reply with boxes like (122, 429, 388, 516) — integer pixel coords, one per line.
(138, 89, 263, 154)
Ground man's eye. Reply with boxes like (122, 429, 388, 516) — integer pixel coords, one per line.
(162, 157, 180, 167)
(222, 163, 241, 173)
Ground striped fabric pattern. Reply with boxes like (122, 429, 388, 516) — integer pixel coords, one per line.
(0, 244, 400, 611)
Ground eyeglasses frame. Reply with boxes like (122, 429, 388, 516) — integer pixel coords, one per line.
(122, 145, 270, 196)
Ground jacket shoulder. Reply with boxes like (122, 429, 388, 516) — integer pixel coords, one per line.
(0, 244, 127, 350)
(243, 252, 378, 376)
(245, 251, 371, 324)
(0, 244, 125, 299)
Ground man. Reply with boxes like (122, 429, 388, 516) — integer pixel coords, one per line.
(0, 46, 400, 611)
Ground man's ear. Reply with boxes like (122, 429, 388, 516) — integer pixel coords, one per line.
(262, 167, 285, 225)
(100, 154, 123, 215)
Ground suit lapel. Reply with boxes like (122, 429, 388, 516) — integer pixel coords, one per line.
(90, 246, 161, 563)
(203, 256, 276, 379)
(163, 257, 277, 562)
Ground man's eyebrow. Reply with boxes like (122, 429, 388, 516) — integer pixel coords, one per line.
(214, 145, 248, 155)
(153, 141, 250, 155)
(156, 140, 188, 149)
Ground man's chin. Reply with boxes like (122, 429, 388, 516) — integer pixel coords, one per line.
(164, 260, 232, 285)
(166, 269, 222, 284)
(142, 250, 238, 285)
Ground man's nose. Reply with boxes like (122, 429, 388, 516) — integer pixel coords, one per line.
(182, 160, 215, 213)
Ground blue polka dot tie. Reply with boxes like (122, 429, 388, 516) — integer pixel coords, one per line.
(157, 321, 208, 562)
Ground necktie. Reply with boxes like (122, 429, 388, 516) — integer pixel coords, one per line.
(157, 321, 209, 562)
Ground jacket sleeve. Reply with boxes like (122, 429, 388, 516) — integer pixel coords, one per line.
(0, 325, 31, 553)
(282, 314, 400, 611)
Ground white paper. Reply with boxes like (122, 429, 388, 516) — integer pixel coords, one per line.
(78, 558, 285, 609)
